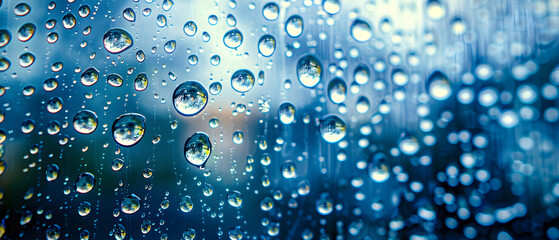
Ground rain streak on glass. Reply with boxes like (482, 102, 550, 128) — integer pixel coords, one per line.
(112, 113, 146, 147)
(173, 81, 208, 116)
(184, 132, 212, 169)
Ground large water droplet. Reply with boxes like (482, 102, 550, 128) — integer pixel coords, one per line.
(17, 23, 36, 42)
(368, 152, 390, 183)
(103, 28, 133, 54)
(319, 115, 346, 143)
(262, 3, 279, 21)
(183, 21, 197, 36)
(285, 15, 304, 38)
(46, 97, 63, 113)
(296, 55, 322, 88)
(112, 113, 146, 147)
(398, 132, 420, 155)
(62, 13, 76, 29)
(227, 190, 242, 208)
(121, 194, 141, 214)
(75, 172, 95, 193)
(223, 29, 243, 49)
(322, 0, 341, 15)
(173, 81, 208, 116)
(427, 70, 452, 101)
(81, 68, 99, 86)
(328, 78, 347, 104)
(14, 3, 31, 16)
(184, 132, 212, 169)
(350, 19, 372, 42)
(73, 110, 98, 134)
(258, 34, 276, 57)
(278, 102, 296, 125)
(231, 69, 255, 93)
(123, 8, 135, 22)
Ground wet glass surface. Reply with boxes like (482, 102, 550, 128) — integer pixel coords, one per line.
(1, 0, 559, 239)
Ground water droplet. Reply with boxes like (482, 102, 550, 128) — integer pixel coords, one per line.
(0, 30, 10, 47)
(123, 8, 135, 22)
(46, 164, 59, 182)
(316, 193, 333, 215)
(18, 52, 34, 68)
(156, 14, 167, 27)
(209, 82, 222, 95)
(46, 97, 63, 113)
(81, 68, 99, 86)
(281, 160, 297, 178)
(62, 13, 76, 29)
(180, 195, 193, 212)
(112, 158, 124, 171)
(173, 81, 208, 116)
(350, 19, 372, 42)
(233, 131, 244, 144)
(398, 132, 420, 155)
(368, 152, 390, 183)
(426, 0, 446, 21)
(297, 55, 322, 88)
(73, 110, 98, 134)
(184, 132, 212, 169)
(223, 29, 243, 49)
(354, 64, 370, 85)
(262, 2, 279, 21)
(14, 3, 31, 16)
(231, 69, 255, 93)
(17, 23, 36, 42)
(278, 102, 296, 125)
(78, 5, 91, 18)
(75, 172, 95, 193)
(210, 55, 221, 66)
(112, 113, 146, 147)
(322, 0, 341, 15)
(162, 0, 174, 11)
(121, 194, 141, 214)
(258, 34, 276, 57)
(227, 190, 242, 208)
(78, 201, 91, 216)
(164, 40, 176, 53)
(46, 224, 61, 240)
(427, 70, 452, 101)
(319, 115, 346, 143)
(328, 78, 347, 104)
(107, 73, 123, 87)
(134, 73, 148, 91)
(226, 14, 237, 27)
(103, 28, 133, 54)
(285, 15, 304, 38)
(208, 15, 218, 25)
(183, 21, 197, 36)
(391, 68, 408, 86)
(0, 57, 9, 72)
(183, 228, 196, 240)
